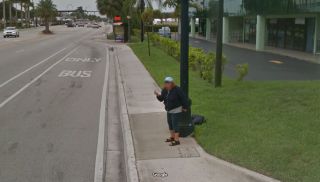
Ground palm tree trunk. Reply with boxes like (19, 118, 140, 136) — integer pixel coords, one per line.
(15, 2, 17, 19)
(20, 2, 23, 27)
(24, 4, 27, 27)
(45, 18, 49, 33)
(9, 1, 12, 26)
(26, 4, 29, 27)
(3, 0, 6, 28)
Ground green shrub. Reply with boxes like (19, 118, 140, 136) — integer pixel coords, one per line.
(107, 32, 115, 40)
(129, 35, 140, 43)
(200, 52, 215, 82)
(149, 33, 227, 83)
(133, 29, 141, 36)
(236, 63, 249, 81)
(145, 24, 178, 33)
(189, 48, 206, 71)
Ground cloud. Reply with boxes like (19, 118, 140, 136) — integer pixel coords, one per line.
(33, 0, 97, 11)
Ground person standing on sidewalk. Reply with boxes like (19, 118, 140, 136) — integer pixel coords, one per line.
(154, 77, 189, 146)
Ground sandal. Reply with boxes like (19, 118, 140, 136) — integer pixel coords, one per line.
(169, 141, 180, 146)
(165, 138, 174, 142)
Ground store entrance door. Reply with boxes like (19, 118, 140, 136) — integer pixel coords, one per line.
(267, 18, 307, 52)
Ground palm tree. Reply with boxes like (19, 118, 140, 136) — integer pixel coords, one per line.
(8, 0, 11, 25)
(2, 0, 6, 27)
(36, 0, 56, 33)
(96, 0, 123, 18)
(23, 0, 30, 27)
(8, 0, 16, 26)
(136, 0, 160, 42)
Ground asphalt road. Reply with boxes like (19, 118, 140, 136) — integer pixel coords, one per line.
(184, 37, 320, 80)
(0, 25, 124, 182)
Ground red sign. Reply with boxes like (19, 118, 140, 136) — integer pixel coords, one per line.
(114, 16, 121, 22)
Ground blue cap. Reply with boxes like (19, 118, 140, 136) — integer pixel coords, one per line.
(164, 77, 174, 83)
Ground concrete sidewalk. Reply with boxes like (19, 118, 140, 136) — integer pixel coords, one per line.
(115, 44, 280, 182)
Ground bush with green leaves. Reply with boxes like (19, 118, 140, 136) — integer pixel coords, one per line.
(189, 48, 206, 71)
(236, 63, 249, 81)
(107, 32, 115, 40)
(132, 29, 141, 36)
(149, 33, 227, 82)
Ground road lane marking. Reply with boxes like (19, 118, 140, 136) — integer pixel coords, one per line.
(0, 47, 78, 109)
(94, 48, 110, 182)
(58, 70, 92, 78)
(0, 47, 68, 89)
(64, 58, 102, 63)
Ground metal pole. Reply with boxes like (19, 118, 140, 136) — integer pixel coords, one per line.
(140, 0, 145, 42)
(215, 0, 224, 87)
(180, 0, 194, 137)
(180, 0, 189, 97)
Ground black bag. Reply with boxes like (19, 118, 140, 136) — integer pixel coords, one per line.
(192, 115, 206, 125)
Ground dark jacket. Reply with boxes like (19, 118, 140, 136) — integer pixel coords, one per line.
(157, 86, 189, 111)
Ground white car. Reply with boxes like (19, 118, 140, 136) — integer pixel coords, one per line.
(158, 27, 171, 38)
(3, 27, 20, 38)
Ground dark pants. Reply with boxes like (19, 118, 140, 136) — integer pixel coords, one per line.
(167, 112, 182, 133)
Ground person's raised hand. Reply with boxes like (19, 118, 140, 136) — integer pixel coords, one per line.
(154, 90, 160, 96)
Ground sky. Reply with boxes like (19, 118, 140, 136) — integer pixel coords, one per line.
(33, 0, 98, 11)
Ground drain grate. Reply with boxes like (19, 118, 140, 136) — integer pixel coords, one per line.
(178, 147, 200, 158)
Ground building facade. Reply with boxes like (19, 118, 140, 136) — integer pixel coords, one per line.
(195, 0, 320, 54)
(224, 0, 320, 53)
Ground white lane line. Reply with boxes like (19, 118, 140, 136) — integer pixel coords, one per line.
(94, 48, 110, 182)
(0, 47, 68, 88)
(0, 47, 78, 109)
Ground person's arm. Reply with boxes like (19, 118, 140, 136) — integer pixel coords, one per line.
(156, 89, 166, 102)
(177, 88, 189, 111)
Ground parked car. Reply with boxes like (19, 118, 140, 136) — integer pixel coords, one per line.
(3, 27, 19, 38)
(158, 27, 171, 38)
(66, 21, 75, 27)
(77, 23, 85, 27)
(91, 23, 100, 29)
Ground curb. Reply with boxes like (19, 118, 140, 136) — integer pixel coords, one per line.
(195, 145, 281, 182)
(114, 47, 140, 182)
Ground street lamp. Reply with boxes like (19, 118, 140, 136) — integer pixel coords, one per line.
(215, 0, 224, 87)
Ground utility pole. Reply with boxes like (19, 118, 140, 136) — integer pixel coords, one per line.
(140, 0, 145, 42)
(180, 0, 194, 137)
(180, 0, 189, 97)
(215, 0, 224, 87)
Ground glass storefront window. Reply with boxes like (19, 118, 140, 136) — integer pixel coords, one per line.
(221, 0, 320, 16)
(266, 18, 315, 52)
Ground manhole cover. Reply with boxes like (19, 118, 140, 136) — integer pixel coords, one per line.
(269, 60, 283, 64)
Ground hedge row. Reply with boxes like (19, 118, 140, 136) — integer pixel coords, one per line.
(145, 24, 179, 33)
(149, 33, 226, 82)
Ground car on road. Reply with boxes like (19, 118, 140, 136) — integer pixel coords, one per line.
(66, 21, 76, 27)
(158, 27, 171, 38)
(77, 23, 85, 27)
(91, 23, 100, 29)
(3, 27, 20, 38)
